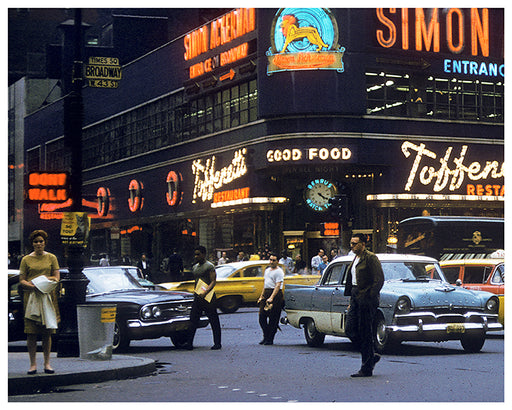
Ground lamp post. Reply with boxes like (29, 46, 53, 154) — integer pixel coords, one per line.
(57, 8, 89, 357)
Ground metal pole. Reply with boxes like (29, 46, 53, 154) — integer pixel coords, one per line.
(57, 8, 89, 357)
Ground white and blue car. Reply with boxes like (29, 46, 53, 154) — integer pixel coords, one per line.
(283, 254, 502, 353)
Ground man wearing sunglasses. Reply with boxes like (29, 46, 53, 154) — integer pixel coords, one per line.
(344, 233, 384, 377)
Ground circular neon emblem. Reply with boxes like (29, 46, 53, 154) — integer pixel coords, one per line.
(128, 179, 144, 212)
(166, 171, 183, 206)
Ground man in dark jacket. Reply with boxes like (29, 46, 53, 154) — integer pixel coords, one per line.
(344, 233, 384, 377)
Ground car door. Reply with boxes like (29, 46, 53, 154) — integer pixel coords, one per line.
(329, 262, 350, 335)
(239, 265, 265, 302)
(309, 262, 346, 334)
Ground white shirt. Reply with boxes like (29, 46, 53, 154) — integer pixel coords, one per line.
(264, 266, 284, 289)
(351, 256, 360, 286)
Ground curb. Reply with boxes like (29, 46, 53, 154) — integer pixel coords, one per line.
(8, 357, 156, 396)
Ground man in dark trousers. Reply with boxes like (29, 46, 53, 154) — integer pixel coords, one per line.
(184, 245, 221, 350)
(344, 233, 384, 377)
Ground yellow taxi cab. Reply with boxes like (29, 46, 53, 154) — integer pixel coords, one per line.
(159, 260, 320, 313)
(440, 257, 504, 326)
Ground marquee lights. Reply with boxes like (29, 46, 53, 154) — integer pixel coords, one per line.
(267, 147, 352, 162)
(401, 141, 504, 193)
(192, 148, 248, 202)
(376, 8, 490, 57)
(367, 193, 503, 202)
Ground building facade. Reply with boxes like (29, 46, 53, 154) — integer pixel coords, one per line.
(23, 8, 504, 270)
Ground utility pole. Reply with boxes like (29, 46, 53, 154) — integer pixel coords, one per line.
(57, 8, 89, 357)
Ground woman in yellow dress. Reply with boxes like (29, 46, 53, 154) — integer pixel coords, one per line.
(19, 230, 60, 374)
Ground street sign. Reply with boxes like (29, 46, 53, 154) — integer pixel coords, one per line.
(60, 212, 91, 246)
(88, 79, 119, 88)
(85, 56, 122, 88)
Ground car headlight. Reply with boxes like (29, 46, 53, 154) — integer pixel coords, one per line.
(485, 297, 499, 314)
(152, 306, 162, 318)
(141, 305, 163, 319)
(395, 296, 411, 315)
(141, 306, 152, 319)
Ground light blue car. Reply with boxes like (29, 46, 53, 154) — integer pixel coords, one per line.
(283, 254, 502, 353)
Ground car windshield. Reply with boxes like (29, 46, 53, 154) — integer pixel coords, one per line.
(125, 267, 144, 280)
(383, 262, 445, 282)
(84, 268, 144, 294)
(215, 265, 237, 279)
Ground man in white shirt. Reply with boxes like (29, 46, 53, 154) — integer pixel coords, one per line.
(311, 249, 325, 274)
(257, 254, 284, 345)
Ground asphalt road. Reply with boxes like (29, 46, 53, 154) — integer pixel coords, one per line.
(10, 307, 504, 403)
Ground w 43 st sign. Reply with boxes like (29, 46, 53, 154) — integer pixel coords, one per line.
(84, 56, 122, 88)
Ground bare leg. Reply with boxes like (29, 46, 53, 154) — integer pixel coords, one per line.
(42, 333, 53, 371)
(27, 334, 38, 371)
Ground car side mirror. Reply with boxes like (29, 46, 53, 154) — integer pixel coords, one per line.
(455, 279, 462, 286)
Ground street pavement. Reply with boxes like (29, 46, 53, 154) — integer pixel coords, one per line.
(8, 351, 156, 396)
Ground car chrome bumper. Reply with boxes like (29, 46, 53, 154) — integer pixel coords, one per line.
(388, 311, 503, 335)
(126, 315, 209, 339)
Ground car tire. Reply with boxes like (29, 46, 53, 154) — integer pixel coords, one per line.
(374, 314, 399, 354)
(170, 330, 190, 348)
(112, 320, 130, 352)
(219, 296, 242, 313)
(304, 318, 325, 347)
(460, 331, 486, 353)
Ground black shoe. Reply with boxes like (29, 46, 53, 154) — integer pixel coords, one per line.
(263, 340, 273, 345)
(44, 368, 55, 374)
(27, 370, 37, 375)
(351, 370, 372, 377)
(211, 344, 222, 350)
(182, 343, 194, 350)
(259, 339, 266, 345)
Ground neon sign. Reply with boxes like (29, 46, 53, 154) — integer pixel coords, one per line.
(267, 8, 345, 74)
(26, 172, 69, 203)
(401, 141, 504, 193)
(128, 179, 144, 212)
(96, 187, 110, 217)
(166, 171, 183, 206)
(267, 147, 352, 162)
(192, 148, 248, 202)
(213, 187, 250, 204)
(184, 8, 256, 80)
(376, 8, 491, 57)
(443, 59, 504, 78)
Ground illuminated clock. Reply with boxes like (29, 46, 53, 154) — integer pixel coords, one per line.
(304, 179, 337, 212)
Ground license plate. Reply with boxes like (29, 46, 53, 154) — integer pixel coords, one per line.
(447, 324, 465, 333)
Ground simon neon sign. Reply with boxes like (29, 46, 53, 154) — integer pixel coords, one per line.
(376, 8, 492, 56)
(267, 8, 345, 74)
(184, 8, 256, 80)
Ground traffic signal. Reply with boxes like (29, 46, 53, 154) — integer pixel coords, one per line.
(328, 194, 347, 219)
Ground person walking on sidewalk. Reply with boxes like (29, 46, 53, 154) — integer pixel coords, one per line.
(257, 253, 284, 345)
(344, 233, 384, 377)
(184, 246, 221, 350)
(19, 230, 60, 375)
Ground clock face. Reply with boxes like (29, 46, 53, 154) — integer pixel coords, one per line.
(304, 179, 337, 212)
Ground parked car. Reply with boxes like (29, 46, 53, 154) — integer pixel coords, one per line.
(8, 267, 208, 351)
(109, 265, 166, 290)
(8, 270, 24, 341)
(440, 258, 504, 326)
(160, 260, 320, 313)
(283, 254, 502, 353)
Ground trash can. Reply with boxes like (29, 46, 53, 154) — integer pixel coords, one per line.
(77, 304, 117, 360)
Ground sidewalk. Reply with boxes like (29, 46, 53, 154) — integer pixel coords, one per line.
(8, 352, 156, 396)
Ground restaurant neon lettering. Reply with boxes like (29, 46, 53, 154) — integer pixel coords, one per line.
(192, 148, 248, 202)
(401, 141, 504, 193)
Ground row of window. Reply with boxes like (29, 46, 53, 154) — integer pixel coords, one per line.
(366, 72, 504, 122)
(36, 73, 503, 172)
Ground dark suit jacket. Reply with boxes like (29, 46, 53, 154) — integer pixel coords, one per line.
(344, 249, 384, 299)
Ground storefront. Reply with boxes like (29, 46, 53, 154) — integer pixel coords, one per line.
(23, 8, 504, 269)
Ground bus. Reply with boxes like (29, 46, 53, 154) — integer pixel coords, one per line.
(397, 216, 504, 261)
